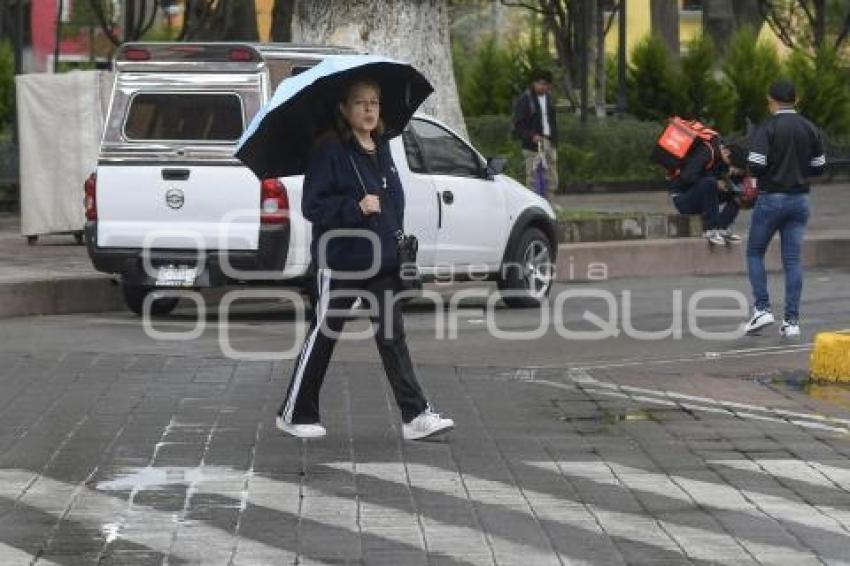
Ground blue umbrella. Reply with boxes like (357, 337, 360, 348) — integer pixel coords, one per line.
(235, 54, 433, 180)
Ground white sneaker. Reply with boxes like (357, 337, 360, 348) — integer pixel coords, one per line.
(275, 415, 326, 438)
(779, 320, 801, 338)
(744, 309, 775, 334)
(720, 229, 742, 243)
(402, 408, 454, 441)
(704, 230, 725, 246)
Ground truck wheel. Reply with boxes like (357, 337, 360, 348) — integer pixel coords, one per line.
(122, 285, 180, 317)
(497, 227, 555, 308)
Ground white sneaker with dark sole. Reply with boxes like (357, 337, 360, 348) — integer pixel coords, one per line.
(275, 415, 327, 439)
(779, 321, 801, 338)
(403, 409, 454, 441)
(744, 309, 775, 334)
(720, 229, 742, 244)
(703, 230, 725, 246)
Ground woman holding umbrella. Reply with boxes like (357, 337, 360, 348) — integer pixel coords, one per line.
(236, 57, 453, 441)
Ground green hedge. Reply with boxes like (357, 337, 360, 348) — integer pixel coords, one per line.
(466, 113, 664, 189)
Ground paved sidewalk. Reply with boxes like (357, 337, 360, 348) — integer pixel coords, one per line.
(1, 350, 850, 564)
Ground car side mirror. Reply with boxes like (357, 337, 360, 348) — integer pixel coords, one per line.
(485, 156, 507, 179)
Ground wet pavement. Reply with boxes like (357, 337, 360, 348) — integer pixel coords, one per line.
(1, 270, 850, 564)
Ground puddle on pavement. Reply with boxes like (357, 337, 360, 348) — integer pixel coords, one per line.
(96, 466, 237, 491)
(550, 399, 653, 426)
(755, 369, 850, 412)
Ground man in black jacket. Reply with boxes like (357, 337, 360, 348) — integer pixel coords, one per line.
(743, 79, 826, 338)
(512, 70, 558, 197)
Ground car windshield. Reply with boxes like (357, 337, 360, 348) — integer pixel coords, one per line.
(124, 92, 244, 142)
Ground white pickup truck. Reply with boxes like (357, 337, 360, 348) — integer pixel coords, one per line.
(86, 43, 558, 315)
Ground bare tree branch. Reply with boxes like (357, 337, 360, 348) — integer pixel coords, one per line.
(603, 0, 621, 37)
(88, 0, 121, 46)
(138, 2, 159, 39)
(835, 10, 850, 50)
(758, 0, 797, 48)
(501, 0, 549, 15)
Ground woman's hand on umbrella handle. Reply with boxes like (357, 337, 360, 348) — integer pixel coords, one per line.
(359, 195, 381, 216)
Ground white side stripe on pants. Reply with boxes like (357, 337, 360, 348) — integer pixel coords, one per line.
(283, 268, 332, 423)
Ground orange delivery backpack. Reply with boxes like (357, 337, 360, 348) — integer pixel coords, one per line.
(651, 117, 721, 176)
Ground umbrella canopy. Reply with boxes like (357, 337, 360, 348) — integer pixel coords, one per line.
(235, 54, 433, 179)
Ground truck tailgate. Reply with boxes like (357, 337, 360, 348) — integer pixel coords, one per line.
(96, 163, 261, 251)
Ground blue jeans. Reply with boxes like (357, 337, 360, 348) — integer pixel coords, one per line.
(746, 193, 810, 323)
(672, 177, 739, 230)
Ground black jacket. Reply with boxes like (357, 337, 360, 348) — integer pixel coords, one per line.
(669, 139, 720, 193)
(512, 89, 559, 151)
(302, 135, 404, 272)
(747, 110, 826, 194)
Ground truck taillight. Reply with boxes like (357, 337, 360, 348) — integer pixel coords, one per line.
(260, 178, 289, 224)
(84, 172, 97, 221)
(122, 47, 150, 61)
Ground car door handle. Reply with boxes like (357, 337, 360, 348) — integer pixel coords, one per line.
(162, 168, 190, 181)
(442, 190, 454, 205)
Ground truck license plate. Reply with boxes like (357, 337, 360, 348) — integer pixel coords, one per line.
(155, 266, 197, 287)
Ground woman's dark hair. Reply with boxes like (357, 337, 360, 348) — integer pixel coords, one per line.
(333, 78, 386, 142)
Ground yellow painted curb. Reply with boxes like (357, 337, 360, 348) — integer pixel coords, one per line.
(810, 331, 850, 383)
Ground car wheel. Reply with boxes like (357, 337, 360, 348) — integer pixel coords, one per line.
(497, 227, 555, 308)
(122, 284, 180, 317)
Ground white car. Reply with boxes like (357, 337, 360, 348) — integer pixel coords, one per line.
(85, 43, 558, 315)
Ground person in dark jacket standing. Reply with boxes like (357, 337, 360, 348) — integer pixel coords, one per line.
(512, 69, 558, 197)
(276, 78, 454, 441)
(743, 79, 826, 337)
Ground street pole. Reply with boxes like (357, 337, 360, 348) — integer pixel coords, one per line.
(13, 0, 23, 75)
(53, 0, 63, 73)
(124, 0, 135, 44)
(617, 0, 627, 116)
(579, 0, 589, 123)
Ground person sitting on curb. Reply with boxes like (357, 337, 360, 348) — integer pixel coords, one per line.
(669, 136, 744, 246)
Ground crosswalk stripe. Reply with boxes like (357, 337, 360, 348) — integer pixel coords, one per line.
(531, 461, 849, 560)
(0, 542, 61, 566)
(324, 461, 764, 564)
(0, 469, 304, 565)
(223, 464, 545, 566)
(708, 459, 850, 529)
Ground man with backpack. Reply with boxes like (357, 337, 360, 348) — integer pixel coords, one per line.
(743, 79, 826, 338)
(666, 126, 743, 245)
(512, 69, 559, 198)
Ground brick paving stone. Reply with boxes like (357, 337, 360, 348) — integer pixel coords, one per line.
(1, 352, 850, 564)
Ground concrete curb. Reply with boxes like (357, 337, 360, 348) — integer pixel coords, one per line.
(0, 275, 124, 318)
(556, 234, 850, 282)
(0, 234, 848, 319)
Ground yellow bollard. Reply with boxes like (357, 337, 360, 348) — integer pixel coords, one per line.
(810, 331, 850, 383)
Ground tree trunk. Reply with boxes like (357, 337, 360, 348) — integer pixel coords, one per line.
(731, 0, 763, 32)
(271, 0, 294, 42)
(704, 0, 764, 54)
(192, 0, 260, 41)
(813, 0, 826, 49)
(703, 0, 735, 52)
(292, 0, 466, 137)
(650, 0, 679, 56)
(594, 0, 606, 118)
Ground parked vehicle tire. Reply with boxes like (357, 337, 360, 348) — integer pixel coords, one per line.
(122, 284, 180, 316)
(497, 227, 555, 308)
